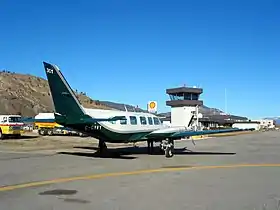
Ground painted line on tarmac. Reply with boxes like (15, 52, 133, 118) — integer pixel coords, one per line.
(1, 163, 280, 192)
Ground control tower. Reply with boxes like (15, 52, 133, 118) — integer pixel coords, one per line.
(166, 86, 203, 128)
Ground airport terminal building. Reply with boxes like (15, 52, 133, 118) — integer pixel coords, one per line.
(159, 85, 248, 130)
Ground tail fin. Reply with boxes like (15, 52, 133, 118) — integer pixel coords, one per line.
(43, 62, 86, 120)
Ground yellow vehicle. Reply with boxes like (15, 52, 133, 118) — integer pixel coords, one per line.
(34, 113, 86, 136)
(34, 113, 63, 135)
(0, 115, 24, 139)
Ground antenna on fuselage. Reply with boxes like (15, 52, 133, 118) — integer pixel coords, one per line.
(124, 104, 128, 112)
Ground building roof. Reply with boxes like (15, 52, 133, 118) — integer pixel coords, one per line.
(166, 86, 203, 95)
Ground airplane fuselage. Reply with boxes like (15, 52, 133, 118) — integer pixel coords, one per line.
(59, 107, 186, 143)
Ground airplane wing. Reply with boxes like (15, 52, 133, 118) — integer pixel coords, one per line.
(145, 127, 248, 140)
(170, 128, 245, 138)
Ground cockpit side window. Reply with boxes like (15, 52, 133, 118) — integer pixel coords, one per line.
(120, 116, 127, 125)
(153, 117, 161, 125)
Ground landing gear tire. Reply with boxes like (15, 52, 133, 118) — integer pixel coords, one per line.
(160, 139, 174, 158)
(147, 140, 154, 154)
(98, 140, 107, 153)
(165, 145, 174, 158)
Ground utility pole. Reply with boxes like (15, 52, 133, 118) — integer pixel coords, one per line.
(196, 104, 199, 131)
(225, 88, 227, 115)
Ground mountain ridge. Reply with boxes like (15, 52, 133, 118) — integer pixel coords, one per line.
(0, 70, 248, 120)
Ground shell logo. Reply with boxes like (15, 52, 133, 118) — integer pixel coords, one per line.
(148, 101, 157, 113)
(149, 101, 156, 109)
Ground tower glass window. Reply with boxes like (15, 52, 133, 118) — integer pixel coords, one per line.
(191, 93, 198, 100)
(183, 93, 191, 100)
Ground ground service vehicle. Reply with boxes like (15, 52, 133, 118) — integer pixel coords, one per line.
(34, 112, 86, 136)
(0, 115, 24, 139)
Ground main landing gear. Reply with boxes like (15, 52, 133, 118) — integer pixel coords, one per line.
(98, 140, 107, 153)
(147, 139, 174, 158)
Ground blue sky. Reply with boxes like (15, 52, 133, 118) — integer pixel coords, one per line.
(1, 0, 279, 119)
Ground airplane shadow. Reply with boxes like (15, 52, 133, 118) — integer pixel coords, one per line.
(56, 146, 236, 159)
(57, 150, 137, 160)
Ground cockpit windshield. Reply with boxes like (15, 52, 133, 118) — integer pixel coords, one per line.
(8, 117, 22, 123)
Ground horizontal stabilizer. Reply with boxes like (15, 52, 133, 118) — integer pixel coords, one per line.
(53, 113, 126, 124)
(82, 115, 127, 123)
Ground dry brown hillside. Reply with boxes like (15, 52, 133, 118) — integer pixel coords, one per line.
(0, 71, 113, 117)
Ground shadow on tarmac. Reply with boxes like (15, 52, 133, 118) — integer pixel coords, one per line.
(57, 146, 236, 159)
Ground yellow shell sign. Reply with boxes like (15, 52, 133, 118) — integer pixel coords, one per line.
(149, 101, 156, 109)
(148, 101, 157, 113)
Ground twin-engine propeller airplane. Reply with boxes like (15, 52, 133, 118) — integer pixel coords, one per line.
(43, 61, 243, 158)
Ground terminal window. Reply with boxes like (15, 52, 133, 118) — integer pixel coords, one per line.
(183, 93, 198, 100)
(169, 94, 184, 100)
(169, 93, 199, 100)
(184, 93, 192, 100)
(191, 94, 198, 100)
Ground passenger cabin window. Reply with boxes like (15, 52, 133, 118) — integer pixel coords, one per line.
(148, 117, 153, 125)
(153, 117, 161, 125)
(129, 116, 137, 125)
(140, 116, 147, 125)
(120, 116, 127, 125)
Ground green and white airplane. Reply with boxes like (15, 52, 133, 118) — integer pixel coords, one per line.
(43, 61, 243, 158)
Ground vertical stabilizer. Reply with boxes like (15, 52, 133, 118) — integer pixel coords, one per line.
(43, 62, 85, 120)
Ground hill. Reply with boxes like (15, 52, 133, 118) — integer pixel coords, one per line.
(0, 70, 248, 121)
(0, 71, 113, 117)
(99, 100, 148, 112)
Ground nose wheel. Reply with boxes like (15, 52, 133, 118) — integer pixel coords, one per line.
(160, 139, 174, 158)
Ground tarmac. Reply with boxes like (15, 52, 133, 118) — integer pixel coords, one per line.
(1, 130, 280, 210)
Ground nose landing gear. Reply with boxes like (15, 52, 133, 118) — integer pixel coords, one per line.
(160, 139, 174, 158)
